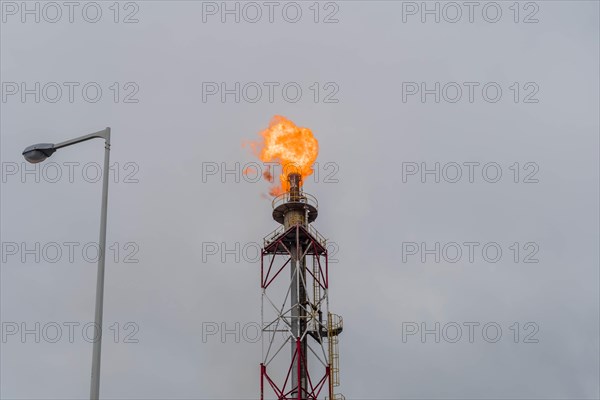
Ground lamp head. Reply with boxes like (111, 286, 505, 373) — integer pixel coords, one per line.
(22, 143, 56, 163)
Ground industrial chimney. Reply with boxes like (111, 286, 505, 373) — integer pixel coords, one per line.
(260, 173, 343, 400)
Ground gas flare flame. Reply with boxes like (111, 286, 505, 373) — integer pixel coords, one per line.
(245, 115, 319, 196)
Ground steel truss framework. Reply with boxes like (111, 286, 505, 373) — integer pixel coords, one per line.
(260, 224, 332, 400)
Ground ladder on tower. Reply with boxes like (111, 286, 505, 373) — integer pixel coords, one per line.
(313, 255, 321, 309)
(327, 313, 344, 400)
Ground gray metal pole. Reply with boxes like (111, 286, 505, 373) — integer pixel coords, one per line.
(90, 128, 111, 400)
(290, 244, 308, 398)
(290, 244, 299, 394)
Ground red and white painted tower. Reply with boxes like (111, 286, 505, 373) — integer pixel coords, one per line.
(260, 173, 343, 400)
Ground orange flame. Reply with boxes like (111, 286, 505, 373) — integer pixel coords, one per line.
(245, 115, 319, 196)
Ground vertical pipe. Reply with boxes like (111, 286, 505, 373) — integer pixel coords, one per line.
(290, 243, 299, 395)
(284, 174, 307, 399)
(90, 128, 110, 400)
(299, 251, 307, 397)
(288, 173, 301, 201)
(290, 226, 307, 398)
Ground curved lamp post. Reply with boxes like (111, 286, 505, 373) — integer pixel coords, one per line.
(23, 127, 111, 400)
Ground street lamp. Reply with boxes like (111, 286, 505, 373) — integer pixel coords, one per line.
(23, 127, 111, 400)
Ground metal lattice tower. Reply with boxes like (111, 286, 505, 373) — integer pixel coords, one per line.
(260, 173, 343, 400)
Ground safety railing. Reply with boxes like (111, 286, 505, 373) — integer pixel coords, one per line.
(308, 224, 327, 248)
(263, 225, 285, 247)
(272, 191, 319, 211)
(263, 224, 328, 249)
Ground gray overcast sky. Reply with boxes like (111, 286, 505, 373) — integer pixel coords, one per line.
(1, 1, 599, 399)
